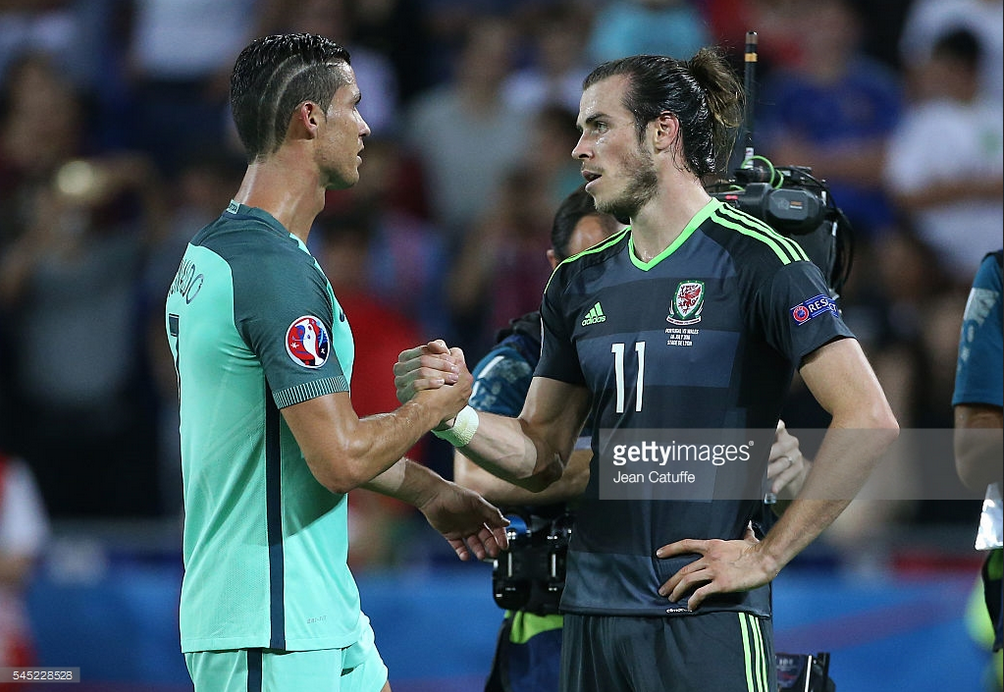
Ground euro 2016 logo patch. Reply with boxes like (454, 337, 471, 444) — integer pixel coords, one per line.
(286, 315, 330, 368)
(666, 281, 705, 326)
(790, 294, 838, 325)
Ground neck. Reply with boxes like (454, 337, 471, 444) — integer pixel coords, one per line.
(628, 179, 711, 263)
(233, 149, 326, 243)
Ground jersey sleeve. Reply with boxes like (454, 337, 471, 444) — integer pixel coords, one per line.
(468, 343, 534, 417)
(537, 269, 586, 385)
(233, 244, 349, 408)
(953, 253, 1004, 408)
(756, 259, 855, 365)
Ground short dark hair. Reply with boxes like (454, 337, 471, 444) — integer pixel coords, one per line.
(230, 33, 352, 162)
(582, 50, 744, 179)
(551, 187, 622, 261)
(932, 27, 982, 72)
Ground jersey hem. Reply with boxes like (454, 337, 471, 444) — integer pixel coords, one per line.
(559, 603, 772, 618)
(181, 632, 363, 653)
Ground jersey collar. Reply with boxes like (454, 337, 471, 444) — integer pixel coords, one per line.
(628, 198, 719, 271)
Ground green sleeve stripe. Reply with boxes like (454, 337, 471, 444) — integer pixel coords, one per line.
(714, 204, 810, 264)
(543, 227, 630, 294)
(566, 226, 630, 262)
(274, 376, 348, 408)
(508, 611, 564, 644)
(716, 202, 810, 262)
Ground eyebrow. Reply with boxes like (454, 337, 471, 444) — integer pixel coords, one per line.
(577, 112, 608, 132)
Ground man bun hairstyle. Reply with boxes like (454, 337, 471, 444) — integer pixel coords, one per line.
(230, 33, 352, 162)
(582, 49, 744, 178)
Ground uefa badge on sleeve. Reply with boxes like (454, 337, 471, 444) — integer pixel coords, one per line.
(789, 294, 838, 326)
(285, 315, 330, 368)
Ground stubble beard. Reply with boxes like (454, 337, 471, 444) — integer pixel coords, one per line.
(321, 160, 358, 191)
(593, 147, 658, 224)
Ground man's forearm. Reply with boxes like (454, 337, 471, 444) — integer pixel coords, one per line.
(757, 422, 899, 571)
(449, 410, 564, 492)
(363, 457, 442, 508)
(954, 405, 1004, 491)
(455, 448, 589, 505)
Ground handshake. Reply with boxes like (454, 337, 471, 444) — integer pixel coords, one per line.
(393, 339, 475, 434)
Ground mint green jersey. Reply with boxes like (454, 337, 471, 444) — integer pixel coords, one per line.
(165, 201, 362, 653)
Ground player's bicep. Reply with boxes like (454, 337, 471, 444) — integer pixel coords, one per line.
(799, 338, 888, 421)
(519, 376, 591, 462)
(280, 392, 360, 491)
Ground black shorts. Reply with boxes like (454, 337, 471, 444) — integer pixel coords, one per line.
(560, 611, 775, 692)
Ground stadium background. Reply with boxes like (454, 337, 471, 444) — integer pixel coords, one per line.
(0, 0, 1000, 689)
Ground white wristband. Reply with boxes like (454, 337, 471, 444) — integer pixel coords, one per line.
(432, 405, 479, 447)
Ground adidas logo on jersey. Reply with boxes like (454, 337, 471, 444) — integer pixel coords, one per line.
(581, 302, 607, 326)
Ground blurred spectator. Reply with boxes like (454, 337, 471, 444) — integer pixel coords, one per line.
(884, 27, 1004, 286)
(503, 1, 593, 114)
(702, 0, 802, 73)
(447, 164, 555, 355)
(899, 0, 1003, 101)
(707, 0, 913, 74)
(0, 450, 48, 675)
(414, 0, 547, 92)
(258, 0, 399, 136)
(757, 0, 903, 241)
(0, 153, 165, 518)
(0, 53, 165, 517)
(122, 0, 259, 175)
(0, 0, 75, 83)
(0, 52, 93, 251)
(316, 211, 426, 427)
(319, 136, 451, 341)
(587, 0, 711, 64)
(349, 0, 432, 105)
(522, 103, 584, 210)
(315, 211, 429, 569)
(403, 15, 531, 238)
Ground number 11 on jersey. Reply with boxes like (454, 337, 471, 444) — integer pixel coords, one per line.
(611, 341, 645, 413)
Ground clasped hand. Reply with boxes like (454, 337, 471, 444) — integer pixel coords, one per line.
(394, 340, 470, 425)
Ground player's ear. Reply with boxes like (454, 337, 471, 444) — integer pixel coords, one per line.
(289, 101, 321, 140)
(546, 249, 559, 270)
(652, 111, 678, 152)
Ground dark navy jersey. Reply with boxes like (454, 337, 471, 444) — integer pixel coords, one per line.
(538, 198, 854, 617)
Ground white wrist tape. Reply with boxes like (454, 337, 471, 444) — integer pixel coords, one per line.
(432, 405, 479, 447)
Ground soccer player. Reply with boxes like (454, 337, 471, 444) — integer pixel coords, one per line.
(165, 34, 508, 692)
(952, 249, 1003, 671)
(396, 51, 898, 692)
(456, 188, 814, 692)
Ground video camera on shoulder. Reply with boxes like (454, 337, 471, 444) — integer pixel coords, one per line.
(491, 509, 573, 615)
(708, 30, 854, 301)
(708, 160, 854, 300)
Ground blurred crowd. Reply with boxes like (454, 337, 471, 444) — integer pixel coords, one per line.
(0, 0, 1000, 570)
